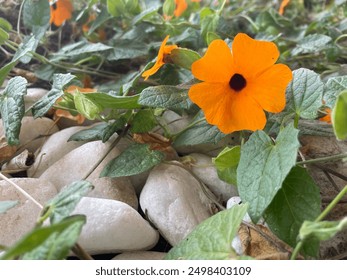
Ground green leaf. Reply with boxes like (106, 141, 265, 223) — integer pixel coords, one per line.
(165, 204, 248, 260)
(213, 146, 241, 186)
(63, 42, 113, 57)
(107, 0, 140, 17)
(173, 119, 225, 147)
(73, 91, 103, 120)
(22, 0, 50, 39)
(85, 93, 141, 109)
(107, 41, 149, 61)
(0, 17, 12, 32)
(0, 27, 9, 45)
(0, 215, 86, 260)
(131, 6, 160, 25)
(99, 118, 127, 142)
(0, 201, 18, 214)
(324, 76, 347, 108)
(284, 68, 324, 119)
(100, 143, 165, 178)
(68, 120, 126, 143)
(292, 34, 332, 56)
(138, 85, 192, 111)
(299, 218, 347, 242)
(31, 73, 76, 118)
(332, 90, 347, 140)
(0, 35, 36, 86)
(0, 76, 28, 145)
(265, 166, 321, 257)
(170, 48, 201, 70)
(237, 123, 300, 223)
(201, 14, 220, 43)
(206, 31, 221, 45)
(44, 181, 93, 224)
(130, 109, 157, 133)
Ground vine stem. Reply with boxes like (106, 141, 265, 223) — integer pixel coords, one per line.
(290, 185, 347, 260)
(296, 153, 347, 165)
(0, 172, 43, 209)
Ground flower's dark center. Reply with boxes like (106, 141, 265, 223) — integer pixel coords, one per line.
(229, 73, 246, 92)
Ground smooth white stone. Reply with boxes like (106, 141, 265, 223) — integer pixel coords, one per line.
(112, 251, 166, 260)
(28, 126, 86, 177)
(72, 197, 159, 255)
(0, 178, 57, 247)
(140, 163, 214, 246)
(0, 116, 59, 153)
(39, 139, 138, 208)
(39, 139, 119, 191)
(189, 153, 238, 203)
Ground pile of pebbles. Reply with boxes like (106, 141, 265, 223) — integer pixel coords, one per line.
(1, 87, 346, 259)
(0, 88, 238, 259)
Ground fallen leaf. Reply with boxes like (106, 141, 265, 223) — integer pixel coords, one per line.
(238, 223, 297, 260)
(133, 132, 178, 160)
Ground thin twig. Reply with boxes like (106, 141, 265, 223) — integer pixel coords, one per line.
(0, 172, 43, 209)
(313, 163, 347, 183)
(322, 169, 341, 193)
(71, 243, 94, 260)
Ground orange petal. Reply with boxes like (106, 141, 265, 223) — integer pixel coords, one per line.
(279, 0, 290, 15)
(247, 64, 293, 113)
(142, 61, 165, 80)
(55, 109, 85, 124)
(50, 0, 73, 26)
(232, 33, 280, 80)
(174, 0, 188, 17)
(66, 85, 96, 93)
(319, 108, 332, 124)
(142, 35, 178, 80)
(191, 40, 234, 83)
(188, 82, 266, 134)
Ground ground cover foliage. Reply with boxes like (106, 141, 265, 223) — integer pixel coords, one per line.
(0, 0, 347, 260)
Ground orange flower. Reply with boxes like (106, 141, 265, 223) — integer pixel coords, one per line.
(174, 0, 188, 17)
(279, 0, 290, 15)
(49, 0, 73, 27)
(319, 108, 332, 124)
(54, 85, 96, 124)
(188, 33, 293, 134)
(142, 35, 178, 81)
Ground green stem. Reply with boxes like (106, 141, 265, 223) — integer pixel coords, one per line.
(293, 113, 300, 129)
(217, 0, 227, 15)
(316, 185, 347, 222)
(296, 153, 347, 165)
(290, 185, 347, 260)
